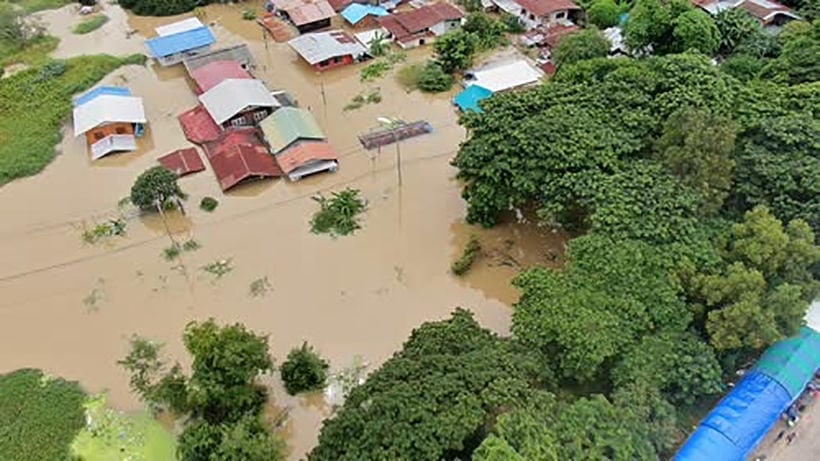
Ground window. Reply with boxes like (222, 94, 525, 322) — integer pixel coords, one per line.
(529, 13, 535, 20)
(419, 38, 426, 46)
(333, 56, 342, 63)
(252, 110, 266, 122)
(556, 11, 565, 19)
(319, 59, 329, 67)
(230, 116, 246, 127)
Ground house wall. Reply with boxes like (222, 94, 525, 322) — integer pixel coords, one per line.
(312, 54, 355, 71)
(221, 107, 274, 129)
(156, 44, 214, 67)
(518, 8, 570, 29)
(296, 18, 332, 33)
(430, 18, 462, 36)
(84, 122, 134, 145)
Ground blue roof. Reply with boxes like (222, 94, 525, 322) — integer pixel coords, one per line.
(145, 26, 215, 58)
(454, 85, 492, 113)
(341, 3, 388, 25)
(74, 86, 131, 107)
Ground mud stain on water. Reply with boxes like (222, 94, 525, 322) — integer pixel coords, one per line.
(0, 5, 566, 459)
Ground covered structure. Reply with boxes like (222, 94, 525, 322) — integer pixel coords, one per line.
(691, 0, 800, 29)
(341, 3, 389, 27)
(183, 44, 256, 73)
(514, 0, 580, 29)
(275, 141, 339, 181)
(454, 84, 492, 113)
(377, 2, 464, 49)
(157, 148, 205, 177)
(274, 0, 336, 33)
(145, 20, 216, 67)
(463, 59, 542, 92)
(259, 106, 326, 154)
(189, 60, 253, 94)
(198, 78, 279, 128)
(178, 105, 222, 144)
(73, 88, 146, 160)
(288, 30, 368, 71)
(202, 128, 282, 191)
(674, 302, 820, 461)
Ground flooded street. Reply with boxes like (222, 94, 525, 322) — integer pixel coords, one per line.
(0, 4, 565, 458)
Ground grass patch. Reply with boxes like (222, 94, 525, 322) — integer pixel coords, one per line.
(73, 14, 108, 34)
(200, 196, 218, 212)
(396, 63, 423, 91)
(359, 52, 407, 82)
(0, 368, 86, 461)
(451, 234, 481, 275)
(310, 188, 367, 237)
(0, 53, 146, 185)
(0, 34, 58, 67)
(7, 0, 72, 14)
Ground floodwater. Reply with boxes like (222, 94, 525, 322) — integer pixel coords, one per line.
(0, 4, 566, 459)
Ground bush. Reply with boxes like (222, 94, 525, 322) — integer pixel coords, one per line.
(310, 188, 367, 237)
(200, 196, 219, 212)
(130, 166, 185, 211)
(73, 14, 108, 34)
(502, 13, 525, 33)
(242, 9, 256, 20)
(417, 61, 453, 93)
(587, 0, 621, 28)
(451, 234, 481, 275)
(0, 369, 86, 461)
(396, 62, 424, 91)
(280, 342, 330, 395)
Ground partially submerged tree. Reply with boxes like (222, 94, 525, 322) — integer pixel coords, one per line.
(280, 342, 330, 395)
(130, 166, 185, 211)
(433, 29, 478, 73)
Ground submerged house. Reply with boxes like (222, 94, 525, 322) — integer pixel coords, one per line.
(288, 30, 368, 71)
(274, 0, 337, 33)
(341, 3, 389, 28)
(199, 79, 280, 129)
(203, 128, 282, 191)
(454, 59, 542, 113)
(72, 86, 146, 160)
(377, 2, 464, 49)
(145, 18, 216, 66)
(189, 60, 253, 94)
(259, 107, 339, 181)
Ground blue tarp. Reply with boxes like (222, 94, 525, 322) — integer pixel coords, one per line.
(145, 26, 215, 58)
(454, 85, 492, 113)
(341, 4, 388, 25)
(74, 86, 131, 107)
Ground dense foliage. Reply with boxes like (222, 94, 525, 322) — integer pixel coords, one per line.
(280, 342, 330, 395)
(130, 166, 186, 211)
(0, 368, 86, 461)
(0, 54, 145, 185)
(119, 320, 284, 461)
(552, 28, 610, 67)
(417, 61, 454, 92)
(118, 0, 204, 16)
(310, 188, 368, 237)
(587, 0, 622, 29)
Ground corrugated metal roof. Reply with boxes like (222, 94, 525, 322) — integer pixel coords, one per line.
(379, 3, 463, 38)
(183, 44, 256, 72)
(288, 30, 366, 65)
(515, 0, 579, 16)
(155, 18, 204, 36)
(341, 3, 388, 25)
(75, 86, 131, 107)
(190, 60, 252, 93)
(466, 60, 542, 92)
(275, 140, 338, 175)
(73, 95, 146, 136)
(282, 0, 336, 26)
(158, 148, 206, 176)
(202, 128, 282, 191)
(259, 107, 325, 154)
(198, 79, 279, 124)
(145, 26, 216, 58)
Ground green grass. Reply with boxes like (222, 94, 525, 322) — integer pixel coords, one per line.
(0, 34, 58, 67)
(3, 0, 72, 14)
(73, 14, 108, 34)
(0, 368, 86, 461)
(0, 53, 147, 185)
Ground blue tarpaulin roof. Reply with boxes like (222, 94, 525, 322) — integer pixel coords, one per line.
(145, 26, 215, 58)
(341, 4, 388, 25)
(454, 85, 492, 113)
(74, 86, 131, 107)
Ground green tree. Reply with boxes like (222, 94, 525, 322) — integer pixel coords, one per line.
(280, 342, 329, 395)
(462, 13, 507, 50)
(308, 309, 551, 460)
(433, 29, 477, 73)
(655, 107, 736, 215)
(417, 61, 454, 92)
(760, 20, 820, 85)
(673, 9, 721, 55)
(179, 417, 285, 461)
(553, 28, 610, 67)
(721, 54, 766, 81)
(731, 116, 820, 233)
(130, 166, 185, 211)
(714, 7, 760, 55)
(612, 382, 682, 457)
(587, 0, 621, 28)
(624, 0, 691, 54)
(367, 32, 388, 57)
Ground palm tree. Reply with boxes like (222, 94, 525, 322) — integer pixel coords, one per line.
(369, 32, 389, 57)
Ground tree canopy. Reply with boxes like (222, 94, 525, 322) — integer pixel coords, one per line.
(130, 166, 185, 211)
(553, 28, 611, 67)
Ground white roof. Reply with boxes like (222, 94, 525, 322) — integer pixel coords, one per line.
(198, 79, 279, 124)
(466, 60, 542, 93)
(288, 30, 367, 66)
(806, 299, 820, 333)
(604, 27, 625, 53)
(73, 95, 146, 136)
(155, 18, 204, 37)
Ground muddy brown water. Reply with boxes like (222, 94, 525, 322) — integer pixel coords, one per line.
(0, 4, 566, 459)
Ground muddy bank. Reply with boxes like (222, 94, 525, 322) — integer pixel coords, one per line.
(0, 4, 566, 459)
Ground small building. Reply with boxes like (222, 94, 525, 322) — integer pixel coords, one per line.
(377, 2, 464, 49)
(72, 87, 146, 160)
(189, 60, 253, 94)
(259, 107, 338, 180)
(341, 3, 389, 28)
(274, 0, 336, 33)
(157, 148, 206, 177)
(145, 19, 216, 67)
(199, 79, 280, 129)
(463, 59, 542, 93)
(514, 0, 580, 29)
(691, 0, 799, 31)
(203, 128, 282, 191)
(288, 30, 368, 71)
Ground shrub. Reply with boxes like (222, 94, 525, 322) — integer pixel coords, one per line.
(417, 61, 454, 93)
(280, 342, 330, 395)
(310, 188, 367, 237)
(587, 0, 621, 29)
(73, 14, 108, 34)
(0, 369, 86, 461)
(396, 62, 424, 91)
(242, 9, 256, 20)
(502, 13, 525, 33)
(200, 196, 219, 212)
(451, 234, 481, 275)
(130, 166, 185, 211)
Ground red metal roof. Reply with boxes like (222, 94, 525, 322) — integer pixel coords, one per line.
(157, 148, 206, 176)
(286, 0, 336, 26)
(275, 140, 338, 175)
(515, 0, 579, 17)
(178, 104, 222, 144)
(327, 0, 351, 12)
(378, 3, 464, 39)
(544, 23, 579, 48)
(190, 60, 252, 94)
(203, 128, 282, 191)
